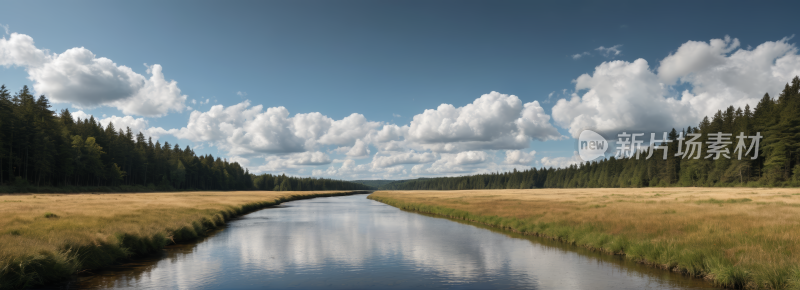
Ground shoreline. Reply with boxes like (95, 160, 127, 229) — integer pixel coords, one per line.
(1, 190, 370, 290)
(367, 190, 800, 290)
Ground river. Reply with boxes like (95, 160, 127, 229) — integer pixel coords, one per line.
(59, 194, 718, 289)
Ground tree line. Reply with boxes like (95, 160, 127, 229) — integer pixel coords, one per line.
(0, 85, 373, 192)
(382, 76, 800, 190)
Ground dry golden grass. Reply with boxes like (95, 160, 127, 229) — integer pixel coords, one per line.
(0, 190, 360, 289)
(370, 188, 800, 289)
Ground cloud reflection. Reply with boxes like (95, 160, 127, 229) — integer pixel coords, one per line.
(75, 195, 716, 290)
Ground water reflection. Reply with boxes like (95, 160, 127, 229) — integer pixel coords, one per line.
(63, 195, 717, 289)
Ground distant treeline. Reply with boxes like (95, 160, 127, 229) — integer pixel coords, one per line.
(383, 76, 800, 190)
(253, 174, 374, 191)
(0, 85, 373, 192)
(351, 179, 401, 188)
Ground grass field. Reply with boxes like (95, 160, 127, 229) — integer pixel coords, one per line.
(369, 188, 800, 289)
(0, 190, 365, 289)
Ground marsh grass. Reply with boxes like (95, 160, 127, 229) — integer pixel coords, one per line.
(0, 190, 363, 289)
(0, 184, 160, 194)
(369, 188, 800, 289)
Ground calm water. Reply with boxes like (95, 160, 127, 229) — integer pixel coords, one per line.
(58, 194, 718, 290)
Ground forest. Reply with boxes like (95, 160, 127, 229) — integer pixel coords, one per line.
(3, 76, 799, 193)
(0, 85, 373, 192)
(382, 76, 800, 190)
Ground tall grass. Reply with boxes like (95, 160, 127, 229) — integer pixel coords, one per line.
(0, 184, 164, 194)
(369, 188, 800, 289)
(0, 190, 366, 289)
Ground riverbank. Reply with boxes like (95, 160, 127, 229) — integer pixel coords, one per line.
(368, 188, 800, 290)
(0, 190, 369, 289)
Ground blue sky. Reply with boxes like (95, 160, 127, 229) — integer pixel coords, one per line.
(2, 1, 800, 179)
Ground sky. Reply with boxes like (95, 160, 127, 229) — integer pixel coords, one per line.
(2, 0, 800, 180)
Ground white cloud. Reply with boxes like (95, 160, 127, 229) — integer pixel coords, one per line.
(595, 45, 622, 57)
(552, 58, 681, 137)
(318, 113, 381, 146)
(71, 110, 92, 122)
(346, 139, 371, 158)
(373, 124, 406, 143)
(173, 101, 305, 156)
(70, 110, 167, 140)
(170, 102, 381, 157)
(658, 36, 800, 119)
(164, 91, 566, 177)
(405, 91, 561, 151)
(0, 24, 8, 35)
(0, 33, 186, 116)
(408, 151, 539, 177)
(657, 36, 740, 84)
(452, 151, 489, 165)
(258, 151, 332, 172)
(572, 52, 590, 60)
(421, 151, 490, 174)
(552, 36, 800, 138)
(393, 113, 401, 118)
(228, 156, 251, 168)
(313, 159, 374, 178)
(505, 150, 536, 165)
(98, 115, 150, 135)
(371, 151, 438, 169)
(539, 152, 582, 169)
(292, 112, 333, 148)
(191, 99, 197, 104)
(237, 91, 247, 96)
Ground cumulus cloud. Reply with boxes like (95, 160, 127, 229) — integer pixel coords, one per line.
(422, 151, 490, 174)
(539, 152, 582, 169)
(657, 36, 740, 84)
(552, 58, 681, 137)
(228, 156, 251, 168)
(405, 91, 561, 151)
(71, 110, 92, 122)
(0, 32, 186, 116)
(172, 101, 305, 156)
(258, 151, 332, 172)
(313, 159, 391, 179)
(409, 151, 539, 177)
(346, 139, 371, 157)
(152, 88, 570, 177)
(70, 111, 168, 140)
(162, 90, 566, 177)
(98, 115, 150, 135)
(552, 36, 800, 138)
(505, 150, 536, 165)
(170, 101, 381, 157)
(318, 113, 381, 146)
(371, 151, 438, 169)
(658, 36, 800, 118)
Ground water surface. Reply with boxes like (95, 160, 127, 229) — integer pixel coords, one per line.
(64, 194, 718, 290)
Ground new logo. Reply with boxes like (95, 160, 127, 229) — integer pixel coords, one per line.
(578, 130, 607, 161)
